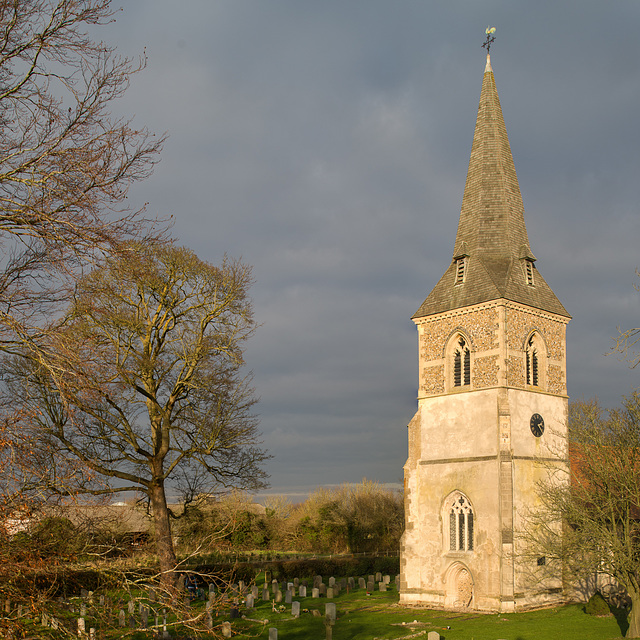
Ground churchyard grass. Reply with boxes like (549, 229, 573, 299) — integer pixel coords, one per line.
(11, 574, 625, 639)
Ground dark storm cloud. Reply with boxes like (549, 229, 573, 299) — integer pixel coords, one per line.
(104, 1, 640, 494)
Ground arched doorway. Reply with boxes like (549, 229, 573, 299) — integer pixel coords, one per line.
(444, 563, 474, 609)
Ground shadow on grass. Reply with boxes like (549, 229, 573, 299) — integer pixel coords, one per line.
(610, 605, 630, 638)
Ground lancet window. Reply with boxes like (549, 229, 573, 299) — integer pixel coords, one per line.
(525, 332, 546, 388)
(453, 337, 471, 387)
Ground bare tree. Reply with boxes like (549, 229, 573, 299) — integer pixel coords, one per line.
(524, 397, 640, 638)
(0, 0, 164, 351)
(2, 244, 269, 591)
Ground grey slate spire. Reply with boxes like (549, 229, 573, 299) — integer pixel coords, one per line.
(413, 55, 569, 319)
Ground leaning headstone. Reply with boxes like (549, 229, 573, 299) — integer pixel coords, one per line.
(285, 590, 292, 604)
(358, 577, 366, 589)
(222, 621, 232, 638)
(427, 632, 441, 640)
(269, 628, 278, 640)
(292, 601, 300, 618)
(326, 587, 334, 599)
(118, 610, 126, 627)
(375, 572, 382, 582)
(325, 602, 336, 622)
(312, 588, 320, 598)
(299, 585, 307, 597)
(379, 582, 387, 592)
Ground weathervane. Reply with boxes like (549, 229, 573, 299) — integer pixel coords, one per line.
(482, 26, 496, 54)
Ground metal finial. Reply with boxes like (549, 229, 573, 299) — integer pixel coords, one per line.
(482, 26, 496, 54)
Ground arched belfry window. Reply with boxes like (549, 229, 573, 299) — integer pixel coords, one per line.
(453, 336, 471, 388)
(525, 332, 546, 389)
(445, 492, 474, 552)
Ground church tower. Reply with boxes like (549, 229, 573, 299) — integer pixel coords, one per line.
(399, 53, 570, 612)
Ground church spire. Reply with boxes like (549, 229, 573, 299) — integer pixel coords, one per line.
(413, 55, 569, 319)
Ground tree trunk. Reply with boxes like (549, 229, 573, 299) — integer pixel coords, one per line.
(149, 480, 178, 597)
(627, 587, 640, 638)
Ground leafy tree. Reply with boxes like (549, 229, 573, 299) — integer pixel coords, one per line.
(2, 244, 268, 591)
(525, 396, 640, 638)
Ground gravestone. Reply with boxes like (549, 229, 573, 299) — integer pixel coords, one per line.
(262, 588, 270, 601)
(340, 578, 347, 589)
(78, 618, 85, 636)
(294, 578, 299, 587)
(128, 600, 135, 615)
(379, 582, 387, 592)
(81, 589, 89, 598)
(42, 613, 49, 627)
(319, 584, 327, 597)
(141, 606, 149, 628)
(99, 595, 105, 606)
(209, 583, 216, 596)
(222, 621, 232, 638)
(367, 581, 374, 592)
(285, 590, 292, 604)
(383, 575, 391, 584)
(119, 610, 126, 627)
(299, 585, 307, 597)
(230, 604, 240, 619)
(312, 588, 320, 598)
(428, 633, 441, 640)
(246, 594, 254, 609)
(348, 577, 355, 589)
(269, 628, 278, 640)
(358, 578, 366, 589)
(128, 615, 136, 629)
(326, 587, 334, 599)
(375, 572, 382, 582)
(325, 602, 336, 622)
(89, 628, 96, 640)
(328, 577, 335, 587)
(292, 601, 300, 618)
(314, 575, 323, 588)
(395, 574, 401, 585)
(251, 585, 259, 598)
(368, 575, 375, 584)
(239, 580, 246, 593)
(275, 590, 283, 603)
(272, 579, 279, 594)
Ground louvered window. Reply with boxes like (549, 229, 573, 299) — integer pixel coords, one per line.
(525, 260, 534, 286)
(526, 336, 539, 386)
(454, 337, 470, 387)
(455, 257, 467, 284)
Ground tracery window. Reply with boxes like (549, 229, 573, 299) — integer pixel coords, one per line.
(447, 493, 474, 552)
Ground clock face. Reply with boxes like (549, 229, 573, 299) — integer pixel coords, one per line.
(530, 413, 545, 437)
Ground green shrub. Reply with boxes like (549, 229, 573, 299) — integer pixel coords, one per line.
(585, 591, 610, 616)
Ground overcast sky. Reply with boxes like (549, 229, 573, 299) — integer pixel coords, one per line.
(102, 1, 640, 499)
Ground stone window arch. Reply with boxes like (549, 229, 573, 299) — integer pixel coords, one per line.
(445, 332, 472, 390)
(525, 331, 546, 389)
(444, 491, 474, 552)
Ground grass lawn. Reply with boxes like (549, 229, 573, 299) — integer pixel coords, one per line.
(226, 586, 624, 640)
(16, 581, 626, 639)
